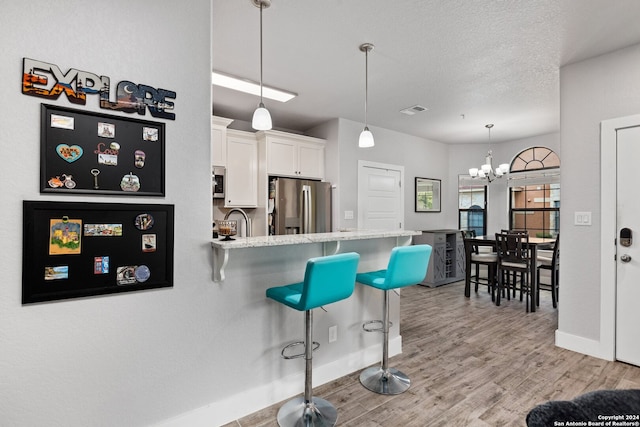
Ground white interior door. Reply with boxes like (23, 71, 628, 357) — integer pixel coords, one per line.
(616, 125, 640, 366)
(357, 161, 404, 230)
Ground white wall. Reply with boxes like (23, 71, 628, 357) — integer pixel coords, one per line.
(557, 42, 640, 358)
(309, 118, 451, 232)
(0, 1, 216, 426)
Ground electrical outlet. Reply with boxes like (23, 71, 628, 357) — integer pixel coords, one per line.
(328, 325, 337, 343)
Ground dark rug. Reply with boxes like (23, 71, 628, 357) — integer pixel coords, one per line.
(526, 389, 640, 426)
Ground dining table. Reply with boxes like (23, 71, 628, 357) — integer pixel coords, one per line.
(463, 235, 555, 312)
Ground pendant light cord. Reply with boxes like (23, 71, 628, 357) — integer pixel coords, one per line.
(364, 48, 368, 127)
(259, 2, 264, 104)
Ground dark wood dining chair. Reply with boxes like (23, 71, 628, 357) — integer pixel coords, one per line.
(536, 235, 559, 308)
(499, 229, 529, 299)
(463, 230, 498, 299)
(495, 231, 539, 311)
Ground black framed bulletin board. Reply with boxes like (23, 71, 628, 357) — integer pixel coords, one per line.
(40, 104, 165, 196)
(23, 201, 174, 304)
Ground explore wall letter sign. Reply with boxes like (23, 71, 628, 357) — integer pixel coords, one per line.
(22, 58, 176, 120)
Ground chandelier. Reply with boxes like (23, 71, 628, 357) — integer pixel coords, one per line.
(468, 125, 510, 182)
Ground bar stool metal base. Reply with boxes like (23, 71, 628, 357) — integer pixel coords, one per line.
(359, 366, 411, 395)
(276, 396, 338, 427)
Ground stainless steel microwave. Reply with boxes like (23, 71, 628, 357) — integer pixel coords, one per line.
(212, 166, 225, 199)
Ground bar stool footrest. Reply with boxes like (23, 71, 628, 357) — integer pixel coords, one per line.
(281, 340, 320, 360)
(362, 320, 393, 332)
(276, 396, 338, 427)
(359, 366, 410, 395)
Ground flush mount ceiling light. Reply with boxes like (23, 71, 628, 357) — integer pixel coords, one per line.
(468, 124, 510, 183)
(358, 43, 375, 148)
(251, 0, 272, 131)
(211, 71, 297, 103)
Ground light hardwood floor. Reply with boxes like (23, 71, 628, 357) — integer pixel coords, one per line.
(223, 281, 640, 426)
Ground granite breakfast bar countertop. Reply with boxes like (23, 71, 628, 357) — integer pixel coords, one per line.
(211, 229, 422, 281)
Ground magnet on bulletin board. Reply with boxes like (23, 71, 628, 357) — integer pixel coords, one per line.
(135, 265, 150, 283)
(134, 150, 145, 168)
(120, 172, 140, 192)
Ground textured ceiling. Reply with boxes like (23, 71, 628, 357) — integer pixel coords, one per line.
(212, 0, 640, 144)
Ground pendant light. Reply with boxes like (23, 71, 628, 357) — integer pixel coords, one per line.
(251, 0, 272, 131)
(359, 43, 375, 148)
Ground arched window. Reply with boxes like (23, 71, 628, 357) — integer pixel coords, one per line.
(511, 146, 560, 172)
(508, 147, 560, 238)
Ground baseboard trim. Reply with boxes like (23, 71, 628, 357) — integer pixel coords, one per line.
(555, 329, 614, 361)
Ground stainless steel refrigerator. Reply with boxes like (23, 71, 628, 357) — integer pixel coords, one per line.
(269, 177, 332, 235)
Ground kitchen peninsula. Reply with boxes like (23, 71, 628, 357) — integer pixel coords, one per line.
(211, 229, 420, 281)
(209, 229, 422, 415)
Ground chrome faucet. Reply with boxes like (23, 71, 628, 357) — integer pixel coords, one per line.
(224, 208, 252, 237)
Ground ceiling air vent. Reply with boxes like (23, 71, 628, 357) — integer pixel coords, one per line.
(400, 105, 428, 116)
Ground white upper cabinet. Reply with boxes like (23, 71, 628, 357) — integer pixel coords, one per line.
(258, 130, 325, 180)
(212, 116, 233, 167)
(225, 130, 258, 207)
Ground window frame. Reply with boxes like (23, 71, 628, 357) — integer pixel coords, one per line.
(507, 146, 560, 238)
(458, 176, 487, 236)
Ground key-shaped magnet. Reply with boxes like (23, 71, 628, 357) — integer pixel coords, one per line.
(91, 169, 100, 189)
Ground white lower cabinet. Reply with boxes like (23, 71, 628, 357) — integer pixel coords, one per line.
(225, 130, 258, 207)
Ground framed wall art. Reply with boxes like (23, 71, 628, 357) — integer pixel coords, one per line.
(415, 177, 441, 212)
(23, 201, 174, 304)
(40, 104, 165, 196)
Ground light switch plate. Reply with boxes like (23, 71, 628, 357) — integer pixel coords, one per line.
(575, 211, 592, 226)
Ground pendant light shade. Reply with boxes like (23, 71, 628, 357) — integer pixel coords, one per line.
(252, 0, 272, 131)
(359, 43, 375, 148)
(359, 126, 374, 148)
(252, 102, 272, 130)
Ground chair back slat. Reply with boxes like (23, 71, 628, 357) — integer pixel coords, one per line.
(495, 232, 529, 265)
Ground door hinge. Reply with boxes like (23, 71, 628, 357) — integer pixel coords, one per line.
(399, 222, 402, 229)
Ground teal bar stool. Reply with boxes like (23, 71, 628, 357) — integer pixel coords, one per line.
(356, 244, 432, 395)
(266, 252, 360, 427)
